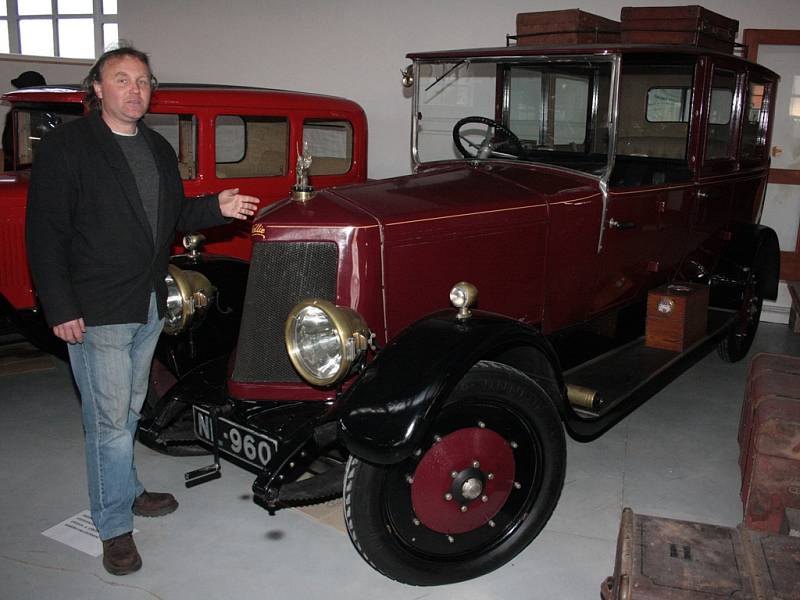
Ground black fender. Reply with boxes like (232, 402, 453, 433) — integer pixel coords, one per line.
(710, 224, 780, 309)
(154, 253, 249, 381)
(0, 293, 67, 360)
(338, 310, 565, 465)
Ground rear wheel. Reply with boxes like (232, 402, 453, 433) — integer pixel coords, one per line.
(717, 253, 765, 363)
(343, 361, 565, 585)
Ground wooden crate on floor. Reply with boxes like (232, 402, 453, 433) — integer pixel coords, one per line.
(601, 508, 800, 600)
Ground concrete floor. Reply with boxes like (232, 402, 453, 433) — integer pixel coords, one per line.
(2, 323, 799, 600)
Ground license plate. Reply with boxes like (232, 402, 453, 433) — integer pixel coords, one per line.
(193, 406, 278, 470)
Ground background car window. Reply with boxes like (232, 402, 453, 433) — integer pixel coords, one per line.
(705, 69, 738, 160)
(142, 113, 197, 179)
(215, 115, 288, 179)
(740, 79, 771, 162)
(303, 120, 353, 175)
(14, 105, 82, 168)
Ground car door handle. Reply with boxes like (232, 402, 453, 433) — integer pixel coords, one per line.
(608, 218, 636, 230)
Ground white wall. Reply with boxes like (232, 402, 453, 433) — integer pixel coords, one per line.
(115, 0, 800, 179)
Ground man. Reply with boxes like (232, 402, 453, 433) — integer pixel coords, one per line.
(25, 47, 259, 576)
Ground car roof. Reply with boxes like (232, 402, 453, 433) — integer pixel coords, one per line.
(407, 43, 778, 77)
(2, 84, 365, 113)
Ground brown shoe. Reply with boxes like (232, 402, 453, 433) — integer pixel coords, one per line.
(133, 490, 179, 517)
(102, 532, 142, 575)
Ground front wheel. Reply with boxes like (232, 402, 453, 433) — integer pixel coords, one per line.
(342, 361, 566, 586)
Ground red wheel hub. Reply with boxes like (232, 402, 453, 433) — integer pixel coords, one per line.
(410, 427, 516, 534)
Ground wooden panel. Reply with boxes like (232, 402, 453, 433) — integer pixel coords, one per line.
(768, 169, 800, 185)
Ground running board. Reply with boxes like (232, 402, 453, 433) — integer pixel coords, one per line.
(562, 308, 736, 442)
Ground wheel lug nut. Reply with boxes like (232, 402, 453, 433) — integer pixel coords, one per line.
(451, 470, 458, 478)
(472, 460, 480, 469)
(477, 421, 486, 428)
(405, 475, 414, 484)
(444, 493, 453, 501)
(433, 435, 441, 443)
(487, 473, 494, 480)
(509, 441, 518, 449)
(514, 481, 521, 489)
(460, 505, 468, 513)
(413, 449, 422, 457)
(447, 535, 454, 544)
(488, 520, 496, 528)
(413, 518, 420, 526)
(481, 495, 488, 503)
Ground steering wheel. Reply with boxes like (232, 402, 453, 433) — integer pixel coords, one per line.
(452, 116, 523, 159)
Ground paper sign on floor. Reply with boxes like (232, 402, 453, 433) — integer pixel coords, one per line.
(41, 510, 137, 557)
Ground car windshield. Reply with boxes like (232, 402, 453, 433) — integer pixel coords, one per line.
(414, 57, 614, 176)
(14, 104, 83, 169)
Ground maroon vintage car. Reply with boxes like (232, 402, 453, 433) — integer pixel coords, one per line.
(0, 84, 368, 451)
(182, 37, 778, 585)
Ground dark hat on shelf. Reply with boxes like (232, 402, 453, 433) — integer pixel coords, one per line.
(11, 70, 46, 88)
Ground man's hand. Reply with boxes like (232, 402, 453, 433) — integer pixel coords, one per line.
(218, 188, 260, 220)
(53, 318, 86, 344)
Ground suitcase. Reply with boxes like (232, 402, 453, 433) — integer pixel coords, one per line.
(645, 283, 709, 352)
(739, 353, 800, 466)
(515, 9, 620, 46)
(741, 396, 800, 532)
(601, 508, 800, 600)
(620, 5, 738, 54)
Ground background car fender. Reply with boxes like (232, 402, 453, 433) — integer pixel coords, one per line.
(710, 224, 780, 309)
(338, 310, 565, 465)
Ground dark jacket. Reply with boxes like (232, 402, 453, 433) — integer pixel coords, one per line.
(26, 110, 227, 327)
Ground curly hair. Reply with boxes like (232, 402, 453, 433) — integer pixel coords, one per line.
(82, 45, 158, 110)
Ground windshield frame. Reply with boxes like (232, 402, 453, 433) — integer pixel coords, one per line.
(410, 53, 621, 184)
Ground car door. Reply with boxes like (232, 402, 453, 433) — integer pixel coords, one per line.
(591, 55, 698, 315)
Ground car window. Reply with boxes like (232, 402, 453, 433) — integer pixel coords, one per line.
(740, 79, 771, 162)
(414, 59, 612, 176)
(705, 68, 738, 161)
(303, 120, 353, 175)
(142, 113, 197, 180)
(215, 114, 288, 179)
(611, 61, 695, 187)
(14, 105, 83, 168)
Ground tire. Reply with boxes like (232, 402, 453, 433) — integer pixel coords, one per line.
(717, 252, 765, 363)
(342, 360, 566, 586)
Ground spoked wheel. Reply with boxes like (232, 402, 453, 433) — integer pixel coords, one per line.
(343, 361, 565, 585)
(452, 116, 523, 159)
(718, 255, 765, 363)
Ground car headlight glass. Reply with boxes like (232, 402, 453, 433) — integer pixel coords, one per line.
(162, 264, 216, 335)
(285, 299, 371, 387)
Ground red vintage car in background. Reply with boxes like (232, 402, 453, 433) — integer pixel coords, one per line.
(178, 28, 781, 586)
(0, 84, 368, 452)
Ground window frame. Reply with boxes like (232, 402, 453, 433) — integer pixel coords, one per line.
(0, 0, 117, 58)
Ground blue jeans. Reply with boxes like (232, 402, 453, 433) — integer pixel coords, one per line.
(68, 292, 164, 541)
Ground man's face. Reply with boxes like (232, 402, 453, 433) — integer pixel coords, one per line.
(92, 55, 152, 132)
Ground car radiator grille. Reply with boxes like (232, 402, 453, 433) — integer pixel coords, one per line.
(232, 241, 338, 383)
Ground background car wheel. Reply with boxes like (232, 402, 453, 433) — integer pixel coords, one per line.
(342, 360, 565, 586)
(717, 252, 766, 363)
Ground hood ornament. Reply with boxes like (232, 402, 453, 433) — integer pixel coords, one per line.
(291, 143, 316, 202)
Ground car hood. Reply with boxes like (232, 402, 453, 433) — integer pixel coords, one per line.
(328, 162, 600, 225)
